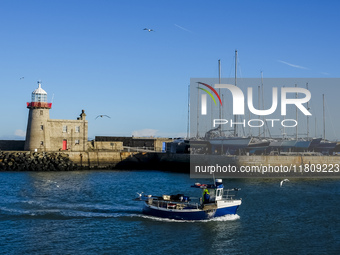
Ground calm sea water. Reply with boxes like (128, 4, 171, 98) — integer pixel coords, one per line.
(0, 170, 339, 255)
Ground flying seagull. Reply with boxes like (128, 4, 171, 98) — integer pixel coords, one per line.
(95, 115, 111, 119)
(143, 28, 154, 32)
(20, 77, 24, 80)
(280, 179, 289, 187)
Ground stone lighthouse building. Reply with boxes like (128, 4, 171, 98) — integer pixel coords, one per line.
(25, 82, 88, 152)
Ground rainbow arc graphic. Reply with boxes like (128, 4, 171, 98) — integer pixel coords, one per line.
(197, 82, 222, 115)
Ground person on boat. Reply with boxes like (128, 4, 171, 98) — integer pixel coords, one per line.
(203, 189, 210, 204)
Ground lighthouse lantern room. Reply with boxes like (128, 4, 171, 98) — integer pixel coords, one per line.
(26, 81, 52, 109)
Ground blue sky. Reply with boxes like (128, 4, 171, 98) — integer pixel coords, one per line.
(1, 0, 340, 140)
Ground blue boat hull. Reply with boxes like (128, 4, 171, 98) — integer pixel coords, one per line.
(143, 203, 239, 220)
(295, 141, 311, 148)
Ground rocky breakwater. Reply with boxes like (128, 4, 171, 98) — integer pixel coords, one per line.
(0, 151, 77, 171)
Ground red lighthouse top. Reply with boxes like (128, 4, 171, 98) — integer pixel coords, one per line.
(27, 81, 52, 109)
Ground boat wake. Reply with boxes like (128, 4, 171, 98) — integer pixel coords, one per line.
(0, 204, 142, 220)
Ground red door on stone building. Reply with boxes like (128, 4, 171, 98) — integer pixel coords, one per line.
(62, 140, 67, 150)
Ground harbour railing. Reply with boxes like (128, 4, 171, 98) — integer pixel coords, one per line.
(149, 199, 200, 210)
(123, 146, 155, 152)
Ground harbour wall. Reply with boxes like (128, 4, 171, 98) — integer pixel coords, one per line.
(1, 151, 340, 172)
(0, 140, 25, 151)
(190, 154, 340, 166)
(0, 151, 182, 171)
(67, 151, 190, 170)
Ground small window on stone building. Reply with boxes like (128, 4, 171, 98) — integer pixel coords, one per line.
(40, 141, 44, 146)
(40, 110, 43, 115)
(75, 126, 80, 133)
(75, 139, 80, 145)
(40, 125, 44, 130)
(63, 125, 67, 132)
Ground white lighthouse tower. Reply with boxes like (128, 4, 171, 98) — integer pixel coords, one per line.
(24, 81, 52, 151)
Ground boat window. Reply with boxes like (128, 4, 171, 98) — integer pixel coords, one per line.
(217, 189, 221, 196)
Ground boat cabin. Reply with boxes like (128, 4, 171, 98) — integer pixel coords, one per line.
(192, 179, 224, 203)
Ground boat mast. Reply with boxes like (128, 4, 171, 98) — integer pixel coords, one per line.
(218, 59, 222, 135)
(218, 59, 221, 86)
(295, 84, 298, 140)
(323, 94, 325, 139)
(187, 84, 190, 139)
(315, 117, 317, 137)
(197, 83, 199, 138)
(306, 83, 309, 139)
(282, 85, 286, 139)
(234, 50, 237, 137)
(261, 71, 265, 137)
(258, 85, 261, 137)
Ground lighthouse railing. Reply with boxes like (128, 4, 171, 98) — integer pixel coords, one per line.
(26, 102, 52, 108)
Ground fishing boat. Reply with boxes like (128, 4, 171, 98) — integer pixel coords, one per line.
(135, 179, 241, 220)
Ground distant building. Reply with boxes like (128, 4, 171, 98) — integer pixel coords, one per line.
(94, 136, 172, 152)
(24, 82, 88, 152)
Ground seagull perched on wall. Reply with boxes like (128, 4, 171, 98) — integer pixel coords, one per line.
(95, 115, 111, 119)
(143, 28, 154, 32)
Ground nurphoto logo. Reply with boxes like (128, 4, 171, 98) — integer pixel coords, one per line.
(190, 78, 340, 178)
(198, 82, 311, 116)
